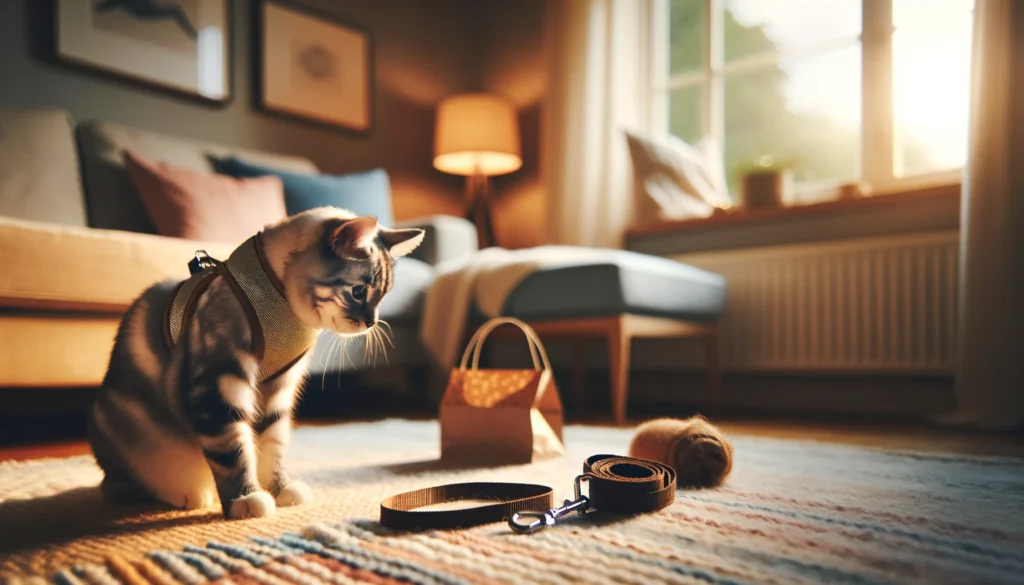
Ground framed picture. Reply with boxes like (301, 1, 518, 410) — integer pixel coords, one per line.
(54, 0, 232, 104)
(255, 0, 373, 135)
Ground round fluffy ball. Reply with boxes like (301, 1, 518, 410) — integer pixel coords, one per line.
(628, 416, 733, 488)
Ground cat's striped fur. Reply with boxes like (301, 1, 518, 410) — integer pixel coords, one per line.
(89, 207, 424, 519)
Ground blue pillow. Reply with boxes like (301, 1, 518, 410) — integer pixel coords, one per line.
(213, 156, 394, 226)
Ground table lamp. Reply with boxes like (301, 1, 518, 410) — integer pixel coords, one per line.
(433, 93, 522, 249)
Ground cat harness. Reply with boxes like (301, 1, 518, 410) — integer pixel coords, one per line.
(163, 233, 320, 383)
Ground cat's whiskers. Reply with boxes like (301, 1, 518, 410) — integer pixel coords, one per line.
(319, 332, 339, 391)
(376, 326, 391, 366)
(377, 320, 395, 349)
(373, 328, 383, 366)
(362, 328, 371, 365)
(339, 335, 350, 369)
(369, 327, 380, 367)
(315, 329, 332, 370)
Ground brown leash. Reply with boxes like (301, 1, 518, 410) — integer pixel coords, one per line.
(379, 455, 676, 533)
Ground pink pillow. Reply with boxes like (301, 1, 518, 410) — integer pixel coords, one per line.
(124, 150, 287, 244)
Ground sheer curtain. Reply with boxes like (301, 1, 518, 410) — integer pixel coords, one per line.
(541, 0, 649, 248)
(944, 0, 1024, 430)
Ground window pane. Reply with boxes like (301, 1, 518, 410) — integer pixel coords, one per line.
(724, 0, 860, 62)
(668, 0, 705, 75)
(724, 44, 861, 198)
(668, 84, 704, 144)
(893, 0, 973, 177)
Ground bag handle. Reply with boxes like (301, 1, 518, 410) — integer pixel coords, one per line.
(459, 317, 553, 372)
(459, 318, 534, 369)
(471, 318, 550, 371)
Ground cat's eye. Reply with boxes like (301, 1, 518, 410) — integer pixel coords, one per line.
(351, 285, 367, 300)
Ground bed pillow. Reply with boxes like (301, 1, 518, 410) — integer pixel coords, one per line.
(213, 156, 395, 226)
(124, 150, 287, 244)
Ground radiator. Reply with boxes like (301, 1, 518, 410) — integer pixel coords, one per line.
(658, 231, 960, 373)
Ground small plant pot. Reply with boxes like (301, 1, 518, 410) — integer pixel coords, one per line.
(740, 170, 791, 210)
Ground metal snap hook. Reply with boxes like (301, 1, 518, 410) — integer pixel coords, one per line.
(508, 510, 556, 534)
(508, 476, 592, 534)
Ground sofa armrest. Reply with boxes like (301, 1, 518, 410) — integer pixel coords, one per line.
(394, 215, 478, 266)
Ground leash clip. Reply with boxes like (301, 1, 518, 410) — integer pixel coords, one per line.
(509, 475, 591, 534)
(188, 250, 218, 275)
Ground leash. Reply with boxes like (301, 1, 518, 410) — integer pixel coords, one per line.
(379, 455, 676, 533)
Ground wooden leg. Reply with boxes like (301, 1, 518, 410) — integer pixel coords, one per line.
(572, 340, 588, 414)
(608, 318, 631, 426)
(705, 331, 723, 415)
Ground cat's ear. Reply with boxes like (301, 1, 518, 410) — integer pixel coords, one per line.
(330, 216, 379, 259)
(379, 227, 425, 258)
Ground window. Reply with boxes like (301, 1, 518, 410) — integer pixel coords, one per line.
(649, 0, 974, 203)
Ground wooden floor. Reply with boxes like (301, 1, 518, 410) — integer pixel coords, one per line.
(2, 416, 1023, 463)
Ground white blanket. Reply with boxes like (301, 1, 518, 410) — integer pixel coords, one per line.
(419, 246, 614, 366)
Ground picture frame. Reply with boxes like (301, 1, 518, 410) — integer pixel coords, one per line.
(254, 0, 374, 135)
(53, 0, 233, 105)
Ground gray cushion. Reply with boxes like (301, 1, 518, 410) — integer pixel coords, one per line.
(0, 108, 87, 226)
(502, 250, 726, 321)
(76, 120, 319, 233)
(378, 257, 435, 323)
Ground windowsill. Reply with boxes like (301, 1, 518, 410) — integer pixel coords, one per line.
(625, 181, 961, 256)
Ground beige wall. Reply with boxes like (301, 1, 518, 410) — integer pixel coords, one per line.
(0, 0, 553, 233)
(0, 0, 481, 224)
(480, 0, 548, 249)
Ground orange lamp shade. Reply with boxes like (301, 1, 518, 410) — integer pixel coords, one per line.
(433, 93, 522, 177)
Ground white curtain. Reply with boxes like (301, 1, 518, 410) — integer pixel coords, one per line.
(541, 0, 648, 248)
(943, 0, 1024, 430)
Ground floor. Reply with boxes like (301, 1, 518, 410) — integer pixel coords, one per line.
(3, 416, 1023, 463)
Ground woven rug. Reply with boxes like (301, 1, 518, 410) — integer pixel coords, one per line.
(1, 420, 1023, 584)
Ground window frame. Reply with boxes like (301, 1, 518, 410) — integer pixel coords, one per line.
(647, 0, 965, 203)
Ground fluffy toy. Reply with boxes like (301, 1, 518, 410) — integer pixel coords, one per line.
(628, 415, 733, 488)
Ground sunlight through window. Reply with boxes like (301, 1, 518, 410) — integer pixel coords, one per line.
(657, 0, 974, 201)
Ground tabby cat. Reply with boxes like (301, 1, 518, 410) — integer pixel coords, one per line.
(88, 207, 424, 519)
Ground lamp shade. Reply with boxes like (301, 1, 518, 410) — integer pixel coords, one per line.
(433, 93, 522, 176)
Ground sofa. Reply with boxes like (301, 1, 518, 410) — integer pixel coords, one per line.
(0, 107, 478, 388)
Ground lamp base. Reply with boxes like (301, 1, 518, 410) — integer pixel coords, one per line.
(465, 172, 498, 249)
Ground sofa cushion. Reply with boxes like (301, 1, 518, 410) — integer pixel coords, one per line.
(499, 248, 726, 321)
(76, 120, 319, 234)
(0, 216, 235, 313)
(124, 151, 287, 244)
(0, 108, 88, 227)
(213, 156, 395, 226)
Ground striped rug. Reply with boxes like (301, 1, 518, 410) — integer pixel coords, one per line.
(2, 420, 1023, 584)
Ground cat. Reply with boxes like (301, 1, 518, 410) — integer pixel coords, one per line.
(88, 207, 424, 519)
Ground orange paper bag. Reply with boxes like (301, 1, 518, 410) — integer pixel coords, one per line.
(440, 317, 565, 465)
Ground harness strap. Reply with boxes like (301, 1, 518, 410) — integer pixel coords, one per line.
(164, 233, 319, 383)
(163, 268, 218, 349)
(217, 261, 265, 362)
(378, 455, 676, 530)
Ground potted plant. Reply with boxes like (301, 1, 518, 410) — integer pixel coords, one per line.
(736, 156, 796, 210)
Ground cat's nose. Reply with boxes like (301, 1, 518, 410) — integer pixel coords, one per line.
(364, 320, 376, 328)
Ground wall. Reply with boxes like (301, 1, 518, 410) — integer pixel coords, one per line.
(0, 0, 486, 222)
(480, 0, 548, 249)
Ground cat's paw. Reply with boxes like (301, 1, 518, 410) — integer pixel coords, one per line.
(228, 491, 276, 519)
(276, 480, 313, 507)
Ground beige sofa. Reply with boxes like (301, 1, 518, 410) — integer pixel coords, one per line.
(0, 107, 476, 388)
